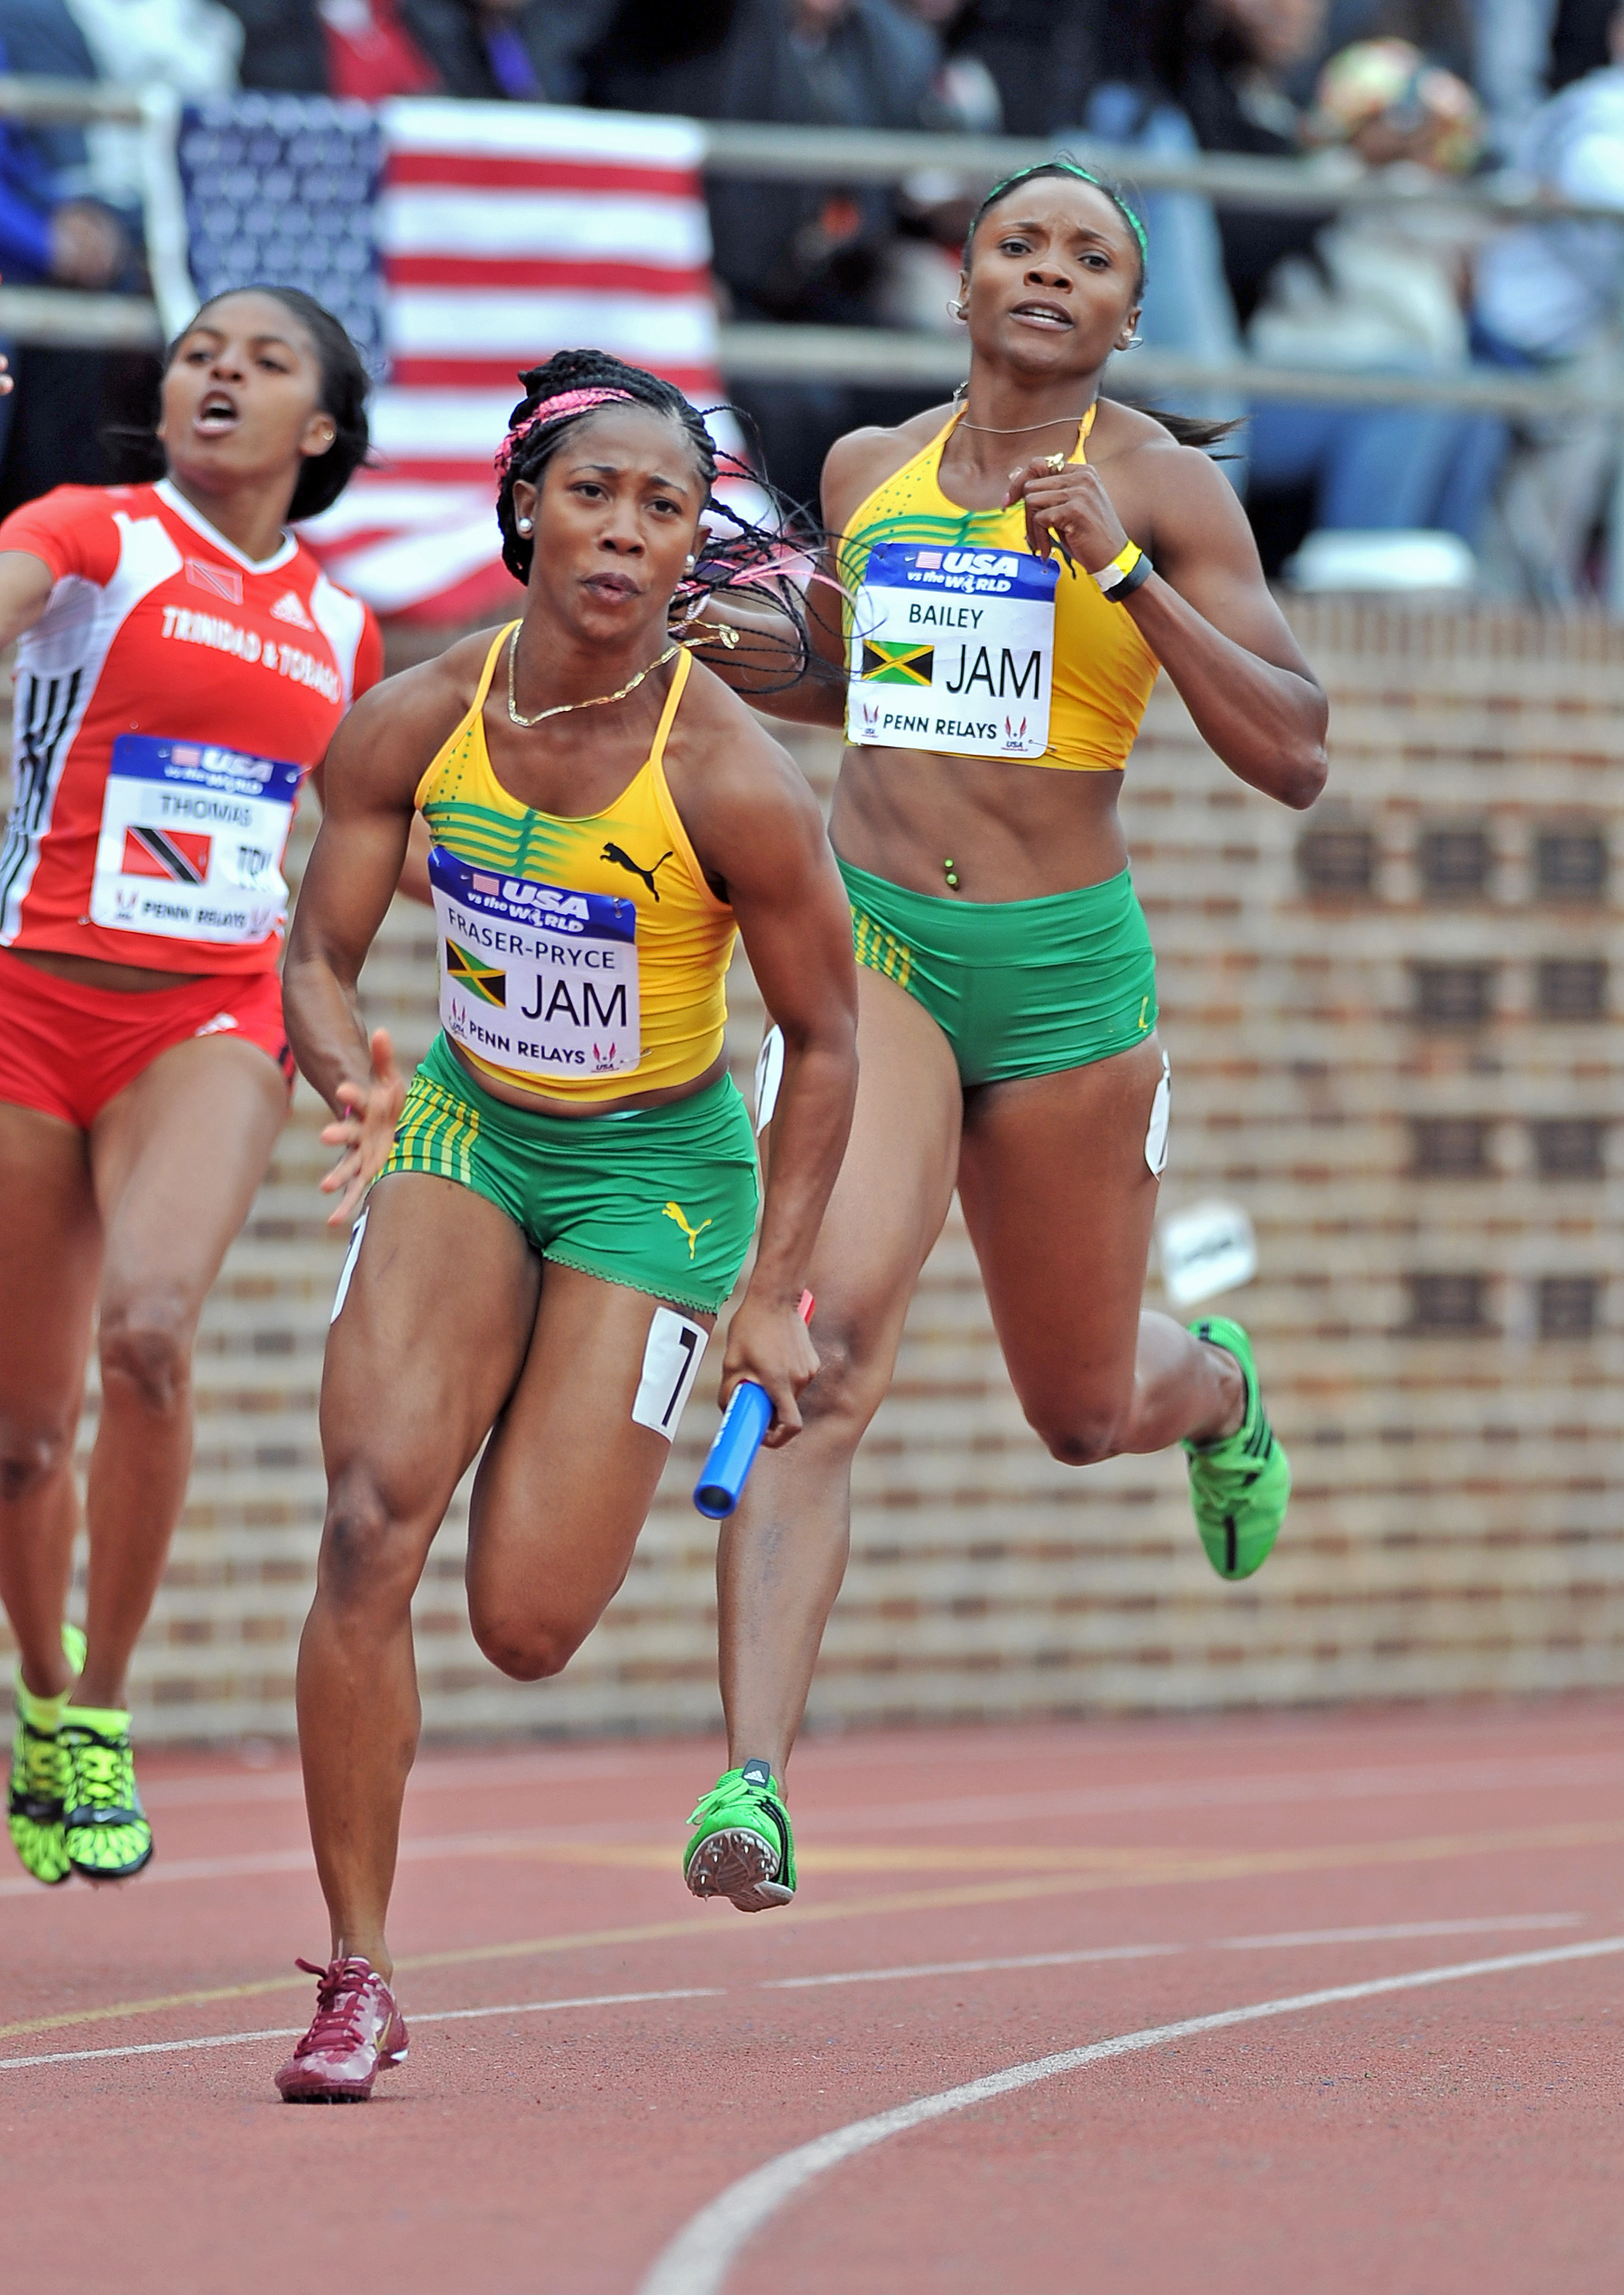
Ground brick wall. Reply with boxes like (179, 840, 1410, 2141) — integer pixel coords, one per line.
(5, 600, 1621, 1739)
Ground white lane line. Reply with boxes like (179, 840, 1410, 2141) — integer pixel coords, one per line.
(417, 1987, 721, 2026)
(1221, 1913, 1583, 1949)
(2, 2025, 308, 2069)
(0, 1986, 722, 2073)
(757, 1915, 1582, 1992)
(763, 1946, 1180, 1990)
(78, 1745, 1624, 1827)
(0, 1915, 1588, 2070)
(636, 1934, 1624, 2295)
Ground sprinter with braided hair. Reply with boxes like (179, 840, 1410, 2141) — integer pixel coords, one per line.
(494, 350, 821, 689)
(272, 354, 858, 2099)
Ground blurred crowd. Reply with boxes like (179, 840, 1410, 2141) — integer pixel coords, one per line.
(5, 0, 1624, 598)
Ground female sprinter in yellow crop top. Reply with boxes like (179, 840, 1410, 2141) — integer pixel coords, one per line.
(270, 352, 857, 2095)
(677, 163, 1330, 1917)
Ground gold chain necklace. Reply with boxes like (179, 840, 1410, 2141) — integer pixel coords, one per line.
(506, 625, 679, 730)
(951, 382, 1093, 437)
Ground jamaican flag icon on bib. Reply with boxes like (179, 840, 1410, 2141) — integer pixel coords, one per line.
(446, 939, 505, 1007)
(860, 639, 934, 686)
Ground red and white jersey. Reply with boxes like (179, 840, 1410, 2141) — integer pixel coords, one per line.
(0, 479, 383, 973)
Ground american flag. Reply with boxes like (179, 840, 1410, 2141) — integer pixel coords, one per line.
(180, 96, 732, 623)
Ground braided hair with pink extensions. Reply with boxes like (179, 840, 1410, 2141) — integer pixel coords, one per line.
(494, 347, 820, 691)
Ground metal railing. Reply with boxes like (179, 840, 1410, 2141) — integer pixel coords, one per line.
(0, 78, 1618, 420)
(699, 116, 1624, 228)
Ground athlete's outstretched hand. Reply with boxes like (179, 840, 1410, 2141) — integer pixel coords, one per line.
(720, 1290, 822, 1448)
(318, 1028, 405, 1228)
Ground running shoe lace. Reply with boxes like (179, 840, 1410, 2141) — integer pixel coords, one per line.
(687, 1778, 761, 1827)
(292, 1958, 376, 2058)
(20, 1727, 62, 1802)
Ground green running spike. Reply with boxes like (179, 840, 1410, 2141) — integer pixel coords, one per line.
(1184, 1316, 1290, 1581)
(684, 1758, 796, 1912)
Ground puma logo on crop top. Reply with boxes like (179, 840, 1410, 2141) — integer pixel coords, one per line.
(414, 629, 734, 1105)
(602, 841, 674, 900)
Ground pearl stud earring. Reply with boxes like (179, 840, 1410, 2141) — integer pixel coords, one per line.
(516, 517, 533, 534)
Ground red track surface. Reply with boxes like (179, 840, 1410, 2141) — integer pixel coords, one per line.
(5, 1701, 1623, 2293)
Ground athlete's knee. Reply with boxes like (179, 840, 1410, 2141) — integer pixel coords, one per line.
(797, 1317, 891, 1442)
(469, 1608, 585, 1682)
(0, 1413, 75, 1503)
(97, 1288, 195, 1414)
(1026, 1396, 1130, 1469)
(317, 1470, 422, 1614)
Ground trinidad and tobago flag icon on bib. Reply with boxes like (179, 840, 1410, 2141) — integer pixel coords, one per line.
(122, 825, 212, 883)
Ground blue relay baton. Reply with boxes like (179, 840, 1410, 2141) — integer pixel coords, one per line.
(693, 1291, 814, 1519)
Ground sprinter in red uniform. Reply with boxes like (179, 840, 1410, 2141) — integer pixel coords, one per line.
(0, 286, 382, 1884)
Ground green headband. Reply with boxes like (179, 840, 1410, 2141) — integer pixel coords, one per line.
(984, 161, 1149, 270)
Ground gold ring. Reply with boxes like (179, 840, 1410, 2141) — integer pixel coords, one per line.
(1043, 452, 1067, 473)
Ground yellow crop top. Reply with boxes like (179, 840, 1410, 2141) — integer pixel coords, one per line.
(841, 404, 1158, 772)
(416, 627, 735, 1106)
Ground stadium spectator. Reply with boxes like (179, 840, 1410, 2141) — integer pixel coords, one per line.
(221, 0, 614, 100)
(1172, 0, 1333, 327)
(1549, 0, 1612, 87)
(937, 0, 1102, 137)
(893, 0, 1001, 128)
(589, 0, 943, 503)
(58, 0, 242, 209)
(1475, 0, 1562, 154)
(1317, 0, 1477, 81)
(0, 9, 134, 508)
(1071, 6, 1250, 440)
(1242, 40, 1506, 556)
(1475, 4, 1624, 602)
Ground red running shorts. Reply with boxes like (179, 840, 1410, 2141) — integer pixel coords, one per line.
(0, 949, 294, 1132)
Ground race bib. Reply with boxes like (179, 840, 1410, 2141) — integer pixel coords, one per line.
(429, 845, 641, 1082)
(89, 735, 300, 944)
(846, 542, 1057, 760)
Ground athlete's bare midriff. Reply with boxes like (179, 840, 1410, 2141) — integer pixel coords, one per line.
(830, 745, 1130, 903)
(443, 1036, 729, 1121)
(8, 947, 204, 993)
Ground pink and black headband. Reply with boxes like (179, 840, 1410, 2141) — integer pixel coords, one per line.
(494, 385, 636, 480)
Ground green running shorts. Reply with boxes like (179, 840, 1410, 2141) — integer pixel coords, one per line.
(378, 1033, 759, 1314)
(838, 854, 1158, 1086)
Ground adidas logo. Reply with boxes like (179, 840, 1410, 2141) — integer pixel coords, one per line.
(270, 590, 315, 629)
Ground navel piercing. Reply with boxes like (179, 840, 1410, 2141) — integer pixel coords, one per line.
(943, 857, 960, 889)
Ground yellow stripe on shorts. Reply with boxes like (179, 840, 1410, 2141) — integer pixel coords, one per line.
(852, 906, 912, 991)
(383, 1073, 480, 1187)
